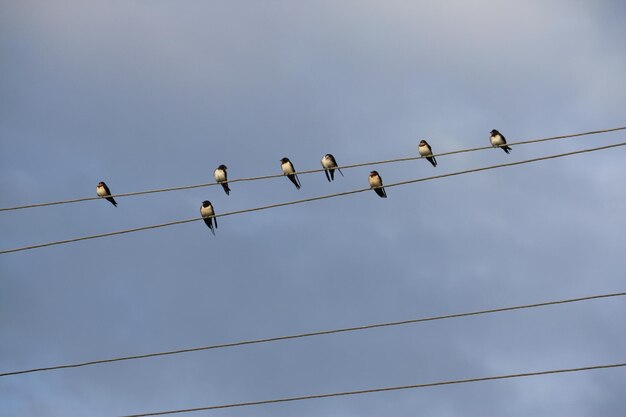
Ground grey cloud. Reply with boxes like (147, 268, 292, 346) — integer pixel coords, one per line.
(1, 1, 625, 416)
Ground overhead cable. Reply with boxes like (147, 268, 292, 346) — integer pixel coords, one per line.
(1, 126, 624, 212)
(1, 141, 624, 255)
(118, 362, 626, 416)
(2, 291, 623, 377)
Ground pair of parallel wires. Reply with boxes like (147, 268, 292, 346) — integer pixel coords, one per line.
(1, 291, 625, 416)
(1, 126, 626, 255)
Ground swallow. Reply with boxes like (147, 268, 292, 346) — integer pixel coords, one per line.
(321, 154, 344, 182)
(490, 129, 512, 154)
(418, 140, 437, 167)
(200, 200, 217, 235)
(96, 181, 117, 207)
(280, 157, 301, 189)
(214, 164, 231, 195)
(368, 171, 387, 198)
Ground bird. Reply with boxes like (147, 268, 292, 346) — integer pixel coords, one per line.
(321, 154, 344, 182)
(490, 129, 512, 154)
(280, 157, 301, 189)
(368, 171, 387, 198)
(200, 200, 217, 235)
(214, 165, 231, 195)
(418, 140, 437, 167)
(96, 181, 117, 207)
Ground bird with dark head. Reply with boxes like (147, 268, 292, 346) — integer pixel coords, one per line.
(214, 164, 231, 195)
(368, 171, 387, 198)
(96, 181, 117, 207)
(490, 129, 512, 154)
(418, 140, 437, 167)
(200, 200, 217, 235)
(280, 157, 301, 189)
(321, 153, 344, 182)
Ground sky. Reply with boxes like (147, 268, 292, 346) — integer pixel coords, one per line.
(1, 1, 625, 416)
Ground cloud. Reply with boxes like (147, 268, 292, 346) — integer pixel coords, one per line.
(1, 1, 625, 416)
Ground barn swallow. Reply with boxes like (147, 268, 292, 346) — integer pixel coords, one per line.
(200, 200, 217, 235)
(418, 140, 437, 167)
(490, 129, 512, 154)
(214, 165, 231, 195)
(96, 181, 117, 207)
(321, 154, 344, 182)
(280, 157, 301, 189)
(368, 171, 387, 198)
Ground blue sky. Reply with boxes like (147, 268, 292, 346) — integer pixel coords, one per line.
(1, 1, 625, 416)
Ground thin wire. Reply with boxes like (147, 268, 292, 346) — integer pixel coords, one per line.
(2, 126, 624, 212)
(1, 141, 624, 255)
(2, 291, 623, 377)
(119, 362, 626, 416)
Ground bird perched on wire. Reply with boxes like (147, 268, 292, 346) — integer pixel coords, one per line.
(96, 181, 117, 207)
(214, 165, 231, 195)
(418, 140, 437, 167)
(490, 129, 512, 154)
(368, 171, 387, 198)
(280, 157, 301, 189)
(321, 154, 344, 182)
(200, 200, 217, 235)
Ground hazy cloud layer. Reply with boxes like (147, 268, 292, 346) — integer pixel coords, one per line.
(1, 1, 625, 416)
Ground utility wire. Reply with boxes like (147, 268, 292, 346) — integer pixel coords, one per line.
(1, 141, 624, 255)
(2, 291, 623, 377)
(1, 126, 624, 212)
(119, 362, 626, 416)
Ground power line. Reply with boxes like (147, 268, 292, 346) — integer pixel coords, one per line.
(2, 291, 623, 377)
(1, 126, 624, 212)
(1, 141, 624, 255)
(118, 362, 626, 416)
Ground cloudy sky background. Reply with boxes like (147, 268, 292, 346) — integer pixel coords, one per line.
(1, 1, 625, 416)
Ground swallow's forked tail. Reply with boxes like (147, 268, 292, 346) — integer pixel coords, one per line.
(288, 174, 301, 189)
(375, 187, 387, 198)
